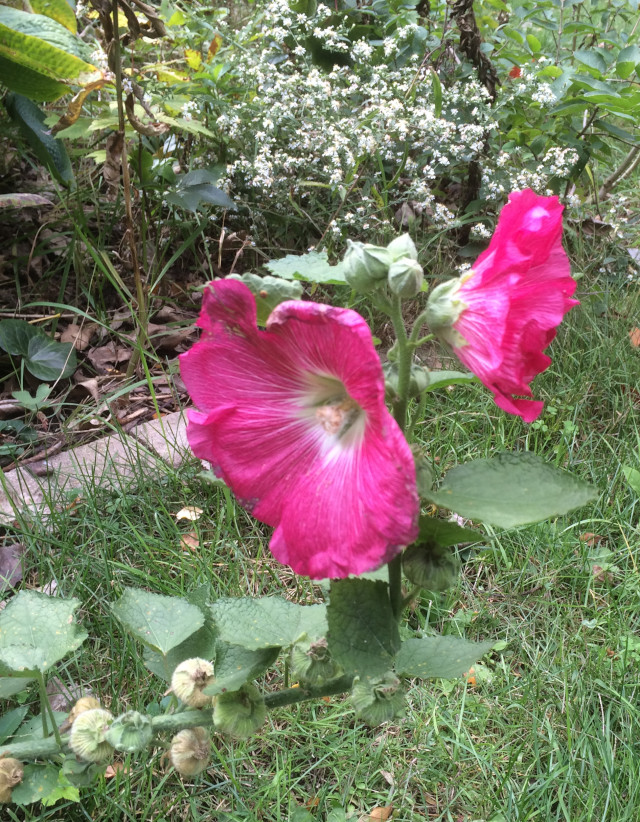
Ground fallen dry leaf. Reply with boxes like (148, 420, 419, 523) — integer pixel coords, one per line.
(105, 763, 129, 779)
(580, 532, 604, 547)
(60, 322, 97, 351)
(630, 327, 640, 348)
(176, 506, 203, 521)
(180, 531, 200, 552)
(87, 341, 132, 373)
(0, 543, 25, 592)
(369, 805, 393, 821)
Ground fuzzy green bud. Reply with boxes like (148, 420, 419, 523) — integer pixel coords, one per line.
(69, 708, 114, 763)
(105, 711, 153, 753)
(425, 277, 467, 346)
(290, 637, 341, 686)
(169, 727, 211, 777)
(171, 658, 216, 708)
(387, 233, 418, 261)
(351, 673, 405, 726)
(0, 759, 23, 804)
(343, 240, 393, 293)
(402, 541, 460, 591)
(388, 257, 424, 298)
(383, 362, 430, 401)
(213, 683, 266, 739)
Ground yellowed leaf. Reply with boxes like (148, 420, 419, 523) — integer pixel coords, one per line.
(176, 506, 203, 521)
(208, 33, 223, 60)
(185, 48, 202, 70)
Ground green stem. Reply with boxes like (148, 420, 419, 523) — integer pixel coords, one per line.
(407, 389, 427, 440)
(37, 672, 62, 747)
(408, 308, 431, 345)
(389, 296, 411, 432)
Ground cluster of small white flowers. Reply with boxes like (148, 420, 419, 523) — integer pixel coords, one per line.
(543, 147, 579, 176)
(470, 223, 492, 240)
(181, 100, 201, 122)
(531, 83, 557, 105)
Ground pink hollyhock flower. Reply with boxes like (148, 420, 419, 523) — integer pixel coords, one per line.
(179, 280, 419, 579)
(426, 189, 578, 422)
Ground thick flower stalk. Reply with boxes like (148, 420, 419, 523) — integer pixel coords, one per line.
(426, 189, 578, 422)
(179, 280, 418, 579)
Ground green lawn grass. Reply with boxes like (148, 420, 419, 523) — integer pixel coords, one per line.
(3, 246, 639, 822)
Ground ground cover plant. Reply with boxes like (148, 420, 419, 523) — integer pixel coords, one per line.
(0, 0, 639, 820)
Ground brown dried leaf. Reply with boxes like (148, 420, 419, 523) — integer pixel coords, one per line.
(104, 763, 129, 779)
(369, 806, 393, 821)
(580, 532, 604, 547)
(87, 341, 132, 373)
(60, 322, 97, 351)
(180, 531, 200, 552)
(629, 327, 640, 348)
(0, 543, 25, 592)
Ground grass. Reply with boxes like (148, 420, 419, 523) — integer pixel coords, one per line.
(1, 222, 639, 822)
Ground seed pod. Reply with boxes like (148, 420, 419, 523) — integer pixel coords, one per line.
(69, 708, 115, 763)
(213, 683, 266, 739)
(171, 658, 216, 708)
(351, 673, 405, 726)
(0, 758, 23, 804)
(105, 710, 153, 753)
(290, 637, 341, 686)
(402, 541, 460, 591)
(170, 727, 211, 777)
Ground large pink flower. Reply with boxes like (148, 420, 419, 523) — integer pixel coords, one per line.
(179, 280, 419, 579)
(426, 189, 578, 422)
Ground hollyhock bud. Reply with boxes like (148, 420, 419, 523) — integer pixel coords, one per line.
(213, 683, 266, 739)
(105, 711, 153, 753)
(402, 541, 460, 591)
(343, 240, 393, 292)
(383, 362, 430, 400)
(61, 696, 103, 733)
(169, 727, 211, 776)
(388, 257, 424, 298)
(0, 759, 23, 804)
(69, 708, 115, 763)
(171, 658, 216, 708)
(351, 673, 405, 726)
(290, 637, 341, 686)
(387, 233, 418, 261)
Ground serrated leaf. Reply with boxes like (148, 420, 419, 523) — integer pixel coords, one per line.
(425, 452, 596, 529)
(327, 579, 399, 680)
(205, 642, 279, 695)
(210, 596, 327, 650)
(396, 636, 495, 679)
(0, 318, 40, 356)
(112, 588, 204, 655)
(11, 763, 61, 806)
(266, 251, 348, 285)
(623, 465, 640, 496)
(0, 591, 87, 673)
(425, 370, 477, 392)
(25, 334, 77, 380)
(417, 516, 481, 547)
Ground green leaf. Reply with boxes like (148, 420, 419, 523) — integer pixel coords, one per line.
(0, 675, 35, 698)
(11, 763, 61, 806)
(41, 771, 81, 806)
(425, 452, 596, 529)
(623, 465, 640, 497)
(417, 516, 481, 547)
(12, 710, 67, 743)
(597, 120, 639, 144)
(205, 643, 279, 695)
(425, 370, 477, 392)
(210, 596, 327, 650)
(327, 579, 399, 680)
(164, 183, 236, 212)
(0, 53, 69, 101)
(24, 334, 76, 380)
(0, 591, 87, 673)
(526, 34, 541, 53)
(0, 705, 28, 744)
(573, 49, 607, 75)
(30, 0, 78, 33)
(266, 251, 348, 285)
(617, 45, 640, 79)
(396, 636, 495, 679)
(0, 318, 39, 355)
(0, 7, 96, 82)
(112, 587, 204, 655)
(0, 192, 54, 208)
(5, 94, 73, 184)
(226, 273, 304, 324)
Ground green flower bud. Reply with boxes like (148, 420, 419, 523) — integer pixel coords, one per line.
(0, 758, 23, 804)
(388, 257, 424, 298)
(61, 696, 103, 733)
(343, 240, 393, 293)
(69, 708, 114, 763)
(425, 277, 467, 347)
(383, 362, 430, 401)
(171, 658, 216, 708)
(387, 233, 418, 261)
(169, 727, 211, 777)
(213, 683, 266, 739)
(290, 637, 341, 686)
(402, 541, 460, 591)
(411, 446, 434, 496)
(105, 711, 153, 753)
(351, 673, 405, 726)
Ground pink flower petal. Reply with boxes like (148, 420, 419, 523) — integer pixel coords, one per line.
(179, 279, 418, 579)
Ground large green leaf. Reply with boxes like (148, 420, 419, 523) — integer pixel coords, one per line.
(226, 273, 304, 325)
(623, 465, 640, 497)
(573, 48, 607, 75)
(210, 596, 327, 650)
(417, 516, 481, 547)
(327, 579, 399, 680)
(0, 7, 97, 83)
(617, 45, 640, 79)
(0, 318, 39, 356)
(112, 588, 204, 655)
(425, 370, 477, 392)
(205, 643, 279, 695)
(25, 334, 77, 380)
(0, 53, 69, 101)
(0, 591, 87, 673)
(425, 452, 596, 528)
(5, 94, 73, 183)
(266, 251, 348, 285)
(11, 763, 61, 806)
(396, 636, 495, 679)
(0, 675, 35, 699)
(30, 0, 77, 33)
